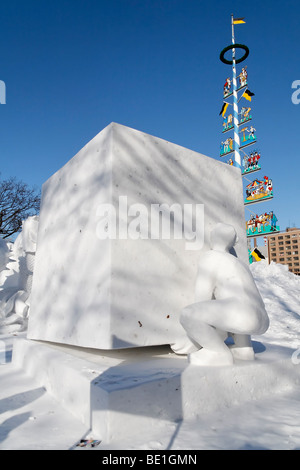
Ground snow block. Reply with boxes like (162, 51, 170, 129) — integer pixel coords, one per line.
(27, 122, 248, 349)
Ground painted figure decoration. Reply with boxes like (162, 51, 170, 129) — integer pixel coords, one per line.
(239, 125, 256, 147)
(224, 77, 232, 97)
(239, 106, 251, 125)
(222, 113, 234, 133)
(246, 211, 279, 237)
(239, 67, 248, 87)
(220, 137, 234, 157)
(245, 176, 273, 204)
(242, 151, 261, 174)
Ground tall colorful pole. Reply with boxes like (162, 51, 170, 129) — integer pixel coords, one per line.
(231, 14, 241, 170)
(220, 16, 280, 247)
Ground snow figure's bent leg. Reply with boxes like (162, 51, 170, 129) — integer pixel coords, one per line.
(180, 303, 234, 366)
(180, 297, 266, 366)
(182, 298, 267, 337)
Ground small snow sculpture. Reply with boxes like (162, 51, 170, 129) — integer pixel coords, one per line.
(0, 216, 39, 333)
(172, 223, 269, 366)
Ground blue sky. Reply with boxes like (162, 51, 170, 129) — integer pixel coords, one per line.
(0, 0, 299, 239)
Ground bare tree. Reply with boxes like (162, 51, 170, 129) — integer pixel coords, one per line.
(0, 177, 40, 239)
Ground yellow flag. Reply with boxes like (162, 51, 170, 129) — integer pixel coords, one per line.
(243, 89, 255, 101)
(219, 102, 229, 117)
(233, 17, 245, 24)
(251, 248, 265, 262)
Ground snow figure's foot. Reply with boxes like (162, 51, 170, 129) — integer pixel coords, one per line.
(170, 336, 199, 355)
(188, 347, 234, 367)
(229, 345, 255, 361)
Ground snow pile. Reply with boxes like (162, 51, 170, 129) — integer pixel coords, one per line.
(250, 260, 300, 349)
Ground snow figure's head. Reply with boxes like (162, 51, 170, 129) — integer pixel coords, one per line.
(210, 223, 237, 252)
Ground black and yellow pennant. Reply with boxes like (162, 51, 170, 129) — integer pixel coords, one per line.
(219, 102, 229, 117)
(233, 17, 246, 25)
(243, 89, 255, 101)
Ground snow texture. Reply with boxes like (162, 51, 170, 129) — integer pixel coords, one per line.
(251, 260, 300, 349)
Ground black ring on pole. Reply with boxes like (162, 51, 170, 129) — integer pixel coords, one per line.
(220, 44, 249, 65)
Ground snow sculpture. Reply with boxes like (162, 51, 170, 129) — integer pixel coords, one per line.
(172, 223, 269, 366)
(27, 123, 249, 349)
(0, 216, 39, 333)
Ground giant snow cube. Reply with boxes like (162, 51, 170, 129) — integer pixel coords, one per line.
(27, 122, 248, 349)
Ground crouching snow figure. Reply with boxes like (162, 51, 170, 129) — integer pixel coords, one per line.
(172, 223, 269, 366)
(0, 216, 39, 333)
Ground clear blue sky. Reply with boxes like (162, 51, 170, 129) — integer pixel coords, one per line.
(0, 0, 299, 236)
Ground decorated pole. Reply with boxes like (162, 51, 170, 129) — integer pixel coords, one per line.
(219, 16, 280, 248)
(231, 15, 241, 170)
(219, 17, 249, 164)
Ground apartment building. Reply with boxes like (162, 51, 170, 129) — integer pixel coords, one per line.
(268, 227, 300, 275)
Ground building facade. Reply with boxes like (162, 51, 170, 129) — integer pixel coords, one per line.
(268, 228, 300, 275)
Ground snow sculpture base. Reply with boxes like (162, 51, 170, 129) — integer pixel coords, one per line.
(28, 122, 248, 349)
(11, 336, 300, 445)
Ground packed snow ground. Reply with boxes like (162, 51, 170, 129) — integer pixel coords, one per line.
(0, 260, 299, 451)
